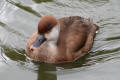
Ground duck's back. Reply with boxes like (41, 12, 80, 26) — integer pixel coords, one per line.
(57, 16, 96, 61)
(58, 16, 84, 29)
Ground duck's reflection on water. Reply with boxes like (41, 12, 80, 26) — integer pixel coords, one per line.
(2, 44, 120, 80)
(2, 45, 93, 80)
(34, 63, 57, 80)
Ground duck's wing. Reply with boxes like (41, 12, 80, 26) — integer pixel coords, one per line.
(65, 20, 89, 61)
(65, 18, 99, 61)
(73, 23, 99, 60)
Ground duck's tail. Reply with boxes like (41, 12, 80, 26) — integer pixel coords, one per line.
(84, 18, 99, 32)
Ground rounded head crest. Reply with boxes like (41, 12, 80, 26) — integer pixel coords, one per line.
(38, 15, 57, 34)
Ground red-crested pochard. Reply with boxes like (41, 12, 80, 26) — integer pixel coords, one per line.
(26, 15, 99, 63)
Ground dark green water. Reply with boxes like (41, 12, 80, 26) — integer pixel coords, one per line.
(0, 0, 120, 80)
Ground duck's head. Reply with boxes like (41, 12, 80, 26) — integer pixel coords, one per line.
(30, 15, 60, 51)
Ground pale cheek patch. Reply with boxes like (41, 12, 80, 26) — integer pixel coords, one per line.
(45, 25, 60, 41)
(44, 25, 60, 55)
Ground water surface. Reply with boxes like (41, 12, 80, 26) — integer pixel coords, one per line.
(0, 0, 120, 80)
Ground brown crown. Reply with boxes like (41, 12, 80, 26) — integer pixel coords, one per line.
(38, 15, 57, 34)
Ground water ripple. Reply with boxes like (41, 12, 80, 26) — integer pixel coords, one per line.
(6, 0, 41, 17)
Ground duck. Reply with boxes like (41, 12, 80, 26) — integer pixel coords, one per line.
(26, 15, 99, 63)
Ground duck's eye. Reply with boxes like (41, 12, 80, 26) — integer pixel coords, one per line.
(46, 26, 53, 33)
(47, 26, 52, 31)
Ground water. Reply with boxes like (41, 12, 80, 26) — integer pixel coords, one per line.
(0, 0, 120, 80)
